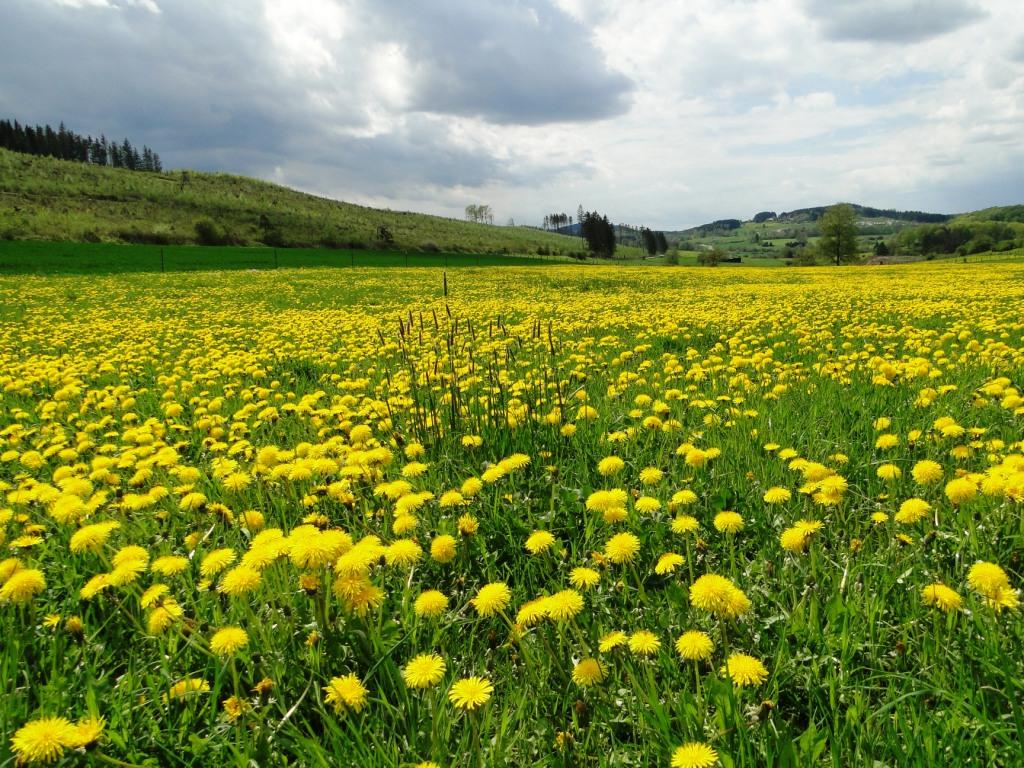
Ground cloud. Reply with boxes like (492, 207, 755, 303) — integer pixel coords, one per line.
(1010, 36, 1024, 62)
(383, 0, 633, 124)
(803, 0, 985, 43)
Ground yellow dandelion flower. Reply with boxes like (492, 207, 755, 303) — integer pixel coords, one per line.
(672, 515, 699, 534)
(430, 534, 457, 563)
(713, 511, 743, 534)
(384, 539, 422, 567)
(912, 460, 943, 485)
(209, 626, 249, 656)
(545, 589, 584, 622)
(763, 487, 791, 504)
(635, 496, 661, 514)
(0, 568, 45, 604)
(921, 583, 962, 612)
(569, 566, 600, 589)
(675, 630, 714, 661)
(599, 630, 628, 653)
(604, 532, 641, 564)
(219, 565, 262, 596)
(165, 678, 210, 702)
(9, 717, 77, 765)
(151, 555, 189, 576)
(628, 630, 661, 655)
(895, 498, 931, 525)
(69, 521, 120, 554)
(639, 467, 664, 486)
(324, 673, 369, 714)
(945, 477, 976, 504)
(689, 573, 744, 616)
(472, 582, 511, 617)
(525, 530, 556, 555)
(598, 456, 625, 476)
(671, 742, 719, 768)
(571, 658, 606, 687)
(403, 653, 446, 689)
(876, 464, 902, 481)
(414, 590, 449, 618)
(967, 561, 1010, 599)
(721, 652, 768, 687)
(200, 548, 236, 578)
(655, 552, 685, 575)
(448, 676, 493, 710)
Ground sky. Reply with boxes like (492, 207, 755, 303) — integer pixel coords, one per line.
(1, 0, 1022, 229)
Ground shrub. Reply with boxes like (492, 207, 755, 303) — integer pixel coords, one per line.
(420, 241, 440, 253)
(117, 228, 174, 245)
(263, 228, 286, 248)
(194, 217, 228, 246)
(319, 231, 346, 250)
(793, 247, 818, 266)
(697, 247, 725, 266)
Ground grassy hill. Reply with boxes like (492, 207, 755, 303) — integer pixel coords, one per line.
(0, 148, 625, 256)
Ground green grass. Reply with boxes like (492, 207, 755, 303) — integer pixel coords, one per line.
(0, 240, 567, 274)
(0, 148, 642, 258)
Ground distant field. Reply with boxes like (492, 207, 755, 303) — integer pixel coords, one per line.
(0, 240, 566, 274)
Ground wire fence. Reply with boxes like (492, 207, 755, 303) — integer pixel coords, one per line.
(0, 241, 578, 274)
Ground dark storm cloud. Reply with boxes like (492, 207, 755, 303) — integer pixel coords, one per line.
(0, 1, 309, 157)
(0, 0, 623, 193)
(803, 0, 985, 43)
(379, 0, 634, 124)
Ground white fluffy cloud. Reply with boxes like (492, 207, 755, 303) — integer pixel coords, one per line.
(1, 0, 1021, 228)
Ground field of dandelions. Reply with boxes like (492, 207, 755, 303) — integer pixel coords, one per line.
(1, 263, 1023, 767)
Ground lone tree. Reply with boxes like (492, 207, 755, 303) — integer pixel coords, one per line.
(819, 203, 859, 265)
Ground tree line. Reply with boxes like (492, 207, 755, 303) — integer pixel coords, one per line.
(543, 212, 574, 231)
(0, 118, 162, 172)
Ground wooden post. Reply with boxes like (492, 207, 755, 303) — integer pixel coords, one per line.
(160, 247, 165, 273)
(274, 248, 278, 269)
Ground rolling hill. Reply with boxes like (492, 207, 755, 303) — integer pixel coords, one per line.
(0, 148, 608, 256)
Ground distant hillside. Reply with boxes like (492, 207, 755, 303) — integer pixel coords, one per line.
(952, 205, 1024, 224)
(0, 148, 609, 256)
(894, 205, 1024, 257)
(774, 204, 950, 224)
(677, 203, 950, 237)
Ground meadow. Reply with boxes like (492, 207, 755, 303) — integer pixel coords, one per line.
(1, 263, 1023, 767)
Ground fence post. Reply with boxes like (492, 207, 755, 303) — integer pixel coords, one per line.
(160, 247, 165, 273)
(350, 250, 354, 267)
(274, 248, 278, 269)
